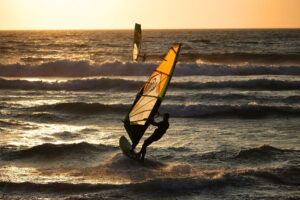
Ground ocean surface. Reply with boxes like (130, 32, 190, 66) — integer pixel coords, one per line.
(0, 29, 299, 199)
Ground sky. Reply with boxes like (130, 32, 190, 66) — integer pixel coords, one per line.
(0, 0, 299, 30)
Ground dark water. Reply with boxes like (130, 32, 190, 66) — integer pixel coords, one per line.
(0, 29, 300, 199)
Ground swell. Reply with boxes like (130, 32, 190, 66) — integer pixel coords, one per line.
(0, 60, 300, 77)
(26, 102, 300, 118)
(0, 181, 122, 193)
(0, 178, 241, 194)
(0, 77, 143, 91)
(189, 145, 300, 163)
(171, 79, 300, 90)
(1, 142, 117, 161)
(161, 103, 300, 118)
(34, 102, 129, 114)
(12, 112, 68, 123)
(0, 166, 299, 194)
(172, 93, 300, 104)
(239, 167, 300, 186)
(235, 145, 299, 160)
(1, 77, 299, 91)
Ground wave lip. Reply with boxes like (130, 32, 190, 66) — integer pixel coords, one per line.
(0, 60, 300, 77)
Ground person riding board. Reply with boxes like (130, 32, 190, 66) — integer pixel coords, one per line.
(136, 113, 170, 161)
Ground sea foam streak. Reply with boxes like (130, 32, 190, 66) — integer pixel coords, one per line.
(0, 60, 300, 77)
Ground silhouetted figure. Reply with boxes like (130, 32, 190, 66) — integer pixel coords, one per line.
(138, 113, 169, 161)
(142, 53, 146, 62)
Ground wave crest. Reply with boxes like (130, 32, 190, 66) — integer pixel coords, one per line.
(235, 145, 296, 160)
(35, 102, 129, 114)
(1, 77, 299, 91)
(0, 60, 300, 77)
(161, 103, 300, 118)
(27, 102, 300, 118)
(2, 142, 117, 161)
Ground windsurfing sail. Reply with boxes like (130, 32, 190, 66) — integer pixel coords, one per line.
(124, 44, 181, 148)
(133, 23, 142, 62)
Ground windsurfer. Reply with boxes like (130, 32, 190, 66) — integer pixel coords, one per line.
(137, 113, 170, 161)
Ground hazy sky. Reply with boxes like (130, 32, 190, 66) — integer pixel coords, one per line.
(0, 0, 299, 30)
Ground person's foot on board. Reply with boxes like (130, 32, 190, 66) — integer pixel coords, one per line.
(136, 152, 141, 159)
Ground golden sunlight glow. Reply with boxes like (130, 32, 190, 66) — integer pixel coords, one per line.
(0, 0, 299, 30)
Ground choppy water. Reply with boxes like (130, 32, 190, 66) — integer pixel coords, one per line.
(0, 29, 300, 200)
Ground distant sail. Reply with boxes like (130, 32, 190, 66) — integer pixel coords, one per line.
(133, 23, 142, 62)
(124, 44, 181, 147)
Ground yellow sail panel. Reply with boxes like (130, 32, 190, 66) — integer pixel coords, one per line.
(156, 45, 180, 74)
(143, 44, 180, 98)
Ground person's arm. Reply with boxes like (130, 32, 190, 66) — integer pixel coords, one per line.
(149, 117, 159, 126)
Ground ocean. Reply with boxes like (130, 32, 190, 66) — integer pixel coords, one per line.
(0, 29, 299, 199)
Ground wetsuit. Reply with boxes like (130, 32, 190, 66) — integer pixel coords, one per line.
(139, 118, 169, 160)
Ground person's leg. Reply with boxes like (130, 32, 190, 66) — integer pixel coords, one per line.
(139, 136, 155, 160)
(131, 140, 138, 151)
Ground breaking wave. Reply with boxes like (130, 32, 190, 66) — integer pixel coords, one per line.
(1, 77, 299, 91)
(0, 60, 300, 77)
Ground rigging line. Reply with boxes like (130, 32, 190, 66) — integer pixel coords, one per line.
(154, 70, 169, 76)
(129, 109, 153, 119)
(142, 74, 167, 90)
(160, 75, 168, 83)
(137, 94, 159, 98)
(171, 47, 177, 54)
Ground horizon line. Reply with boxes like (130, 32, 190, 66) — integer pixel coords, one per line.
(0, 27, 300, 31)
